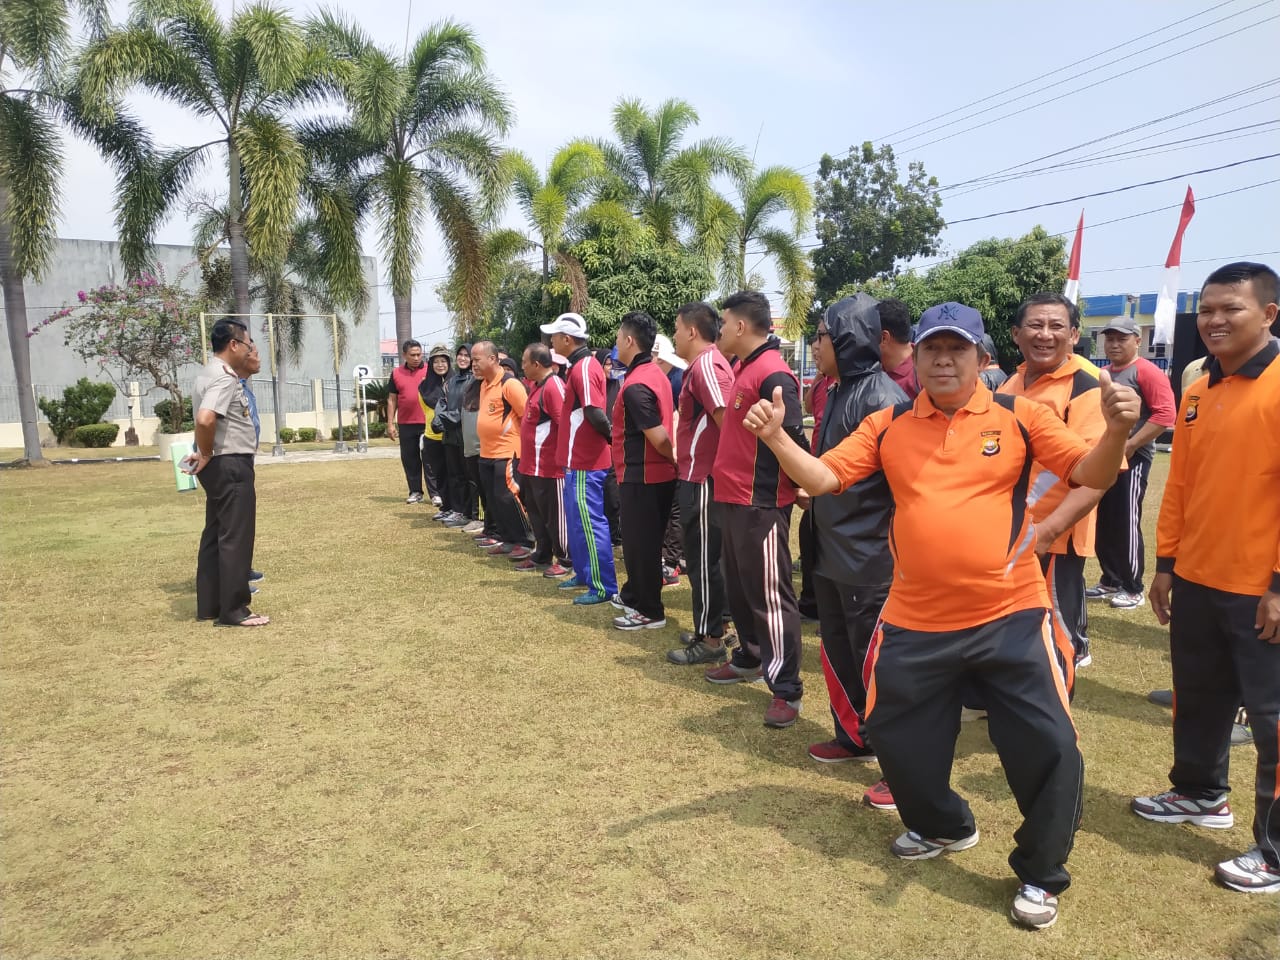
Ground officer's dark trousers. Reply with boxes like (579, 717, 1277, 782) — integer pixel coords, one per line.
(866, 607, 1082, 894)
(815, 575, 888, 750)
(196, 453, 257, 625)
(619, 480, 676, 620)
(1169, 575, 1280, 868)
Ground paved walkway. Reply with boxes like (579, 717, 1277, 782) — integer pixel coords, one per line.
(254, 446, 400, 466)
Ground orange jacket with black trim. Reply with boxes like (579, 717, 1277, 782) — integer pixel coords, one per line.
(818, 383, 1091, 631)
(1156, 340, 1280, 596)
(999, 355, 1107, 557)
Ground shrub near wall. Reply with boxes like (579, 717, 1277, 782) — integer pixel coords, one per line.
(278, 428, 296, 443)
(73, 423, 121, 447)
(296, 428, 318, 442)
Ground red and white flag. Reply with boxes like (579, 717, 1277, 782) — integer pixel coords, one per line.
(1153, 186, 1196, 345)
(1063, 211, 1083, 305)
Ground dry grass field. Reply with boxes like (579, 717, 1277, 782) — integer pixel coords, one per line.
(1, 454, 1276, 959)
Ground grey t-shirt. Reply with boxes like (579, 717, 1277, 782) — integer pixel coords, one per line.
(194, 358, 258, 455)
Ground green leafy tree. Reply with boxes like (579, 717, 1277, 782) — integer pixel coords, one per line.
(597, 97, 747, 250)
(850, 226, 1068, 367)
(438, 227, 537, 343)
(713, 163, 814, 339)
(37, 377, 116, 442)
(813, 142, 945, 306)
(302, 11, 511, 347)
(1, 0, 155, 463)
(576, 234, 713, 342)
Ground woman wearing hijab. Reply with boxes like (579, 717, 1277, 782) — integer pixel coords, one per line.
(418, 343, 452, 511)
(436, 344, 475, 525)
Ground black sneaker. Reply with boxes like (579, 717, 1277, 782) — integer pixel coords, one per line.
(666, 637, 728, 665)
(248, 569, 264, 583)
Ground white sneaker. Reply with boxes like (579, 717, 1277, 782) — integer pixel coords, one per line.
(406, 492, 423, 504)
(1010, 884, 1059, 928)
(890, 829, 980, 860)
(1109, 591, 1145, 609)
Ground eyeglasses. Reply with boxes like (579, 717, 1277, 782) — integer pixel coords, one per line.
(810, 330, 830, 345)
(232, 337, 258, 352)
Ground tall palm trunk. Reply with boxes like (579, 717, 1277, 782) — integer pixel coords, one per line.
(0, 184, 45, 464)
(228, 143, 285, 451)
(393, 292, 411, 348)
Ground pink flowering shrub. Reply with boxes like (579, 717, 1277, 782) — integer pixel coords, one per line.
(32, 266, 210, 432)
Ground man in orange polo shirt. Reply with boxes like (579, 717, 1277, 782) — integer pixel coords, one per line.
(1001, 292, 1108, 684)
(740, 301, 1139, 929)
(1132, 261, 1280, 895)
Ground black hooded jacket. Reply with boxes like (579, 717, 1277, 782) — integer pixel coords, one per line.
(811, 294, 909, 586)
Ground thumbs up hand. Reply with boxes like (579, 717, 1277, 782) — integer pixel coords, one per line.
(743, 385, 786, 440)
(1098, 367, 1141, 434)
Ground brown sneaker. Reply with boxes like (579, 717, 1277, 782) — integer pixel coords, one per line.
(704, 662, 763, 684)
(763, 697, 801, 728)
(667, 636, 728, 665)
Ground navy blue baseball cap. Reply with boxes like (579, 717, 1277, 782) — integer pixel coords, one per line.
(915, 302, 985, 345)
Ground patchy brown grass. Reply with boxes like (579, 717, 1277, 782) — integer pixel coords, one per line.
(1, 455, 1276, 959)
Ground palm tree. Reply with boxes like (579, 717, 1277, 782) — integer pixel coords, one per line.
(506, 140, 640, 312)
(1, 0, 153, 463)
(715, 164, 815, 339)
(598, 97, 748, 252)
(302, 11, 511, 348)
(78, 0, 321, 322)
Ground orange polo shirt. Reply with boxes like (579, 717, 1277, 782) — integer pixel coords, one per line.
(819, 384, 1091, 631)
(477, 373, 527, 460)
(1156, 341, 1280, 596)
(999, 355, 1105, 557)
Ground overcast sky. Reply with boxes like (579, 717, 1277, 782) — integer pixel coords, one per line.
(55, 0, 1280, 343)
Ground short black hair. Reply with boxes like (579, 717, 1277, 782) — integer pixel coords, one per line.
(677, 302, 721, 342)
(619, 310, 658, 353)
(211, 318, 248, 353)
(1014, 292, 1080, 329)
(721, 291, 772, 335)
(1202, 261, 1279, 308)
(402, 338, 422, 353)
(524, 342, 552, 367)
(876, 299, 913, 344)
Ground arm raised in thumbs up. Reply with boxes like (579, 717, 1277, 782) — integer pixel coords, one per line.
(742, 385, 787, 440)
(1097, 367, 1142, 436)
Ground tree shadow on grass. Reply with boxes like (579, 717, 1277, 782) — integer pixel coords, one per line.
(1072, 674, 1173, 730)
(160, 580, 196, 620)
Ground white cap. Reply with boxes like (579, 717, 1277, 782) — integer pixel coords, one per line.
(654, 333, 687, 370)
(539, 312, 589, 338)
(551, 351, 569, 366)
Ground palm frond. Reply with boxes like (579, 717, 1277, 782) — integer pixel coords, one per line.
(227, 2, 306, 98)
(0, 95, 61, 279)
(741, 165, 813, 238)
(422, 169, 485, 327)
(374, 156, 425, 297)
(236, 110, 304, 269)
(757, 227, 813, 340)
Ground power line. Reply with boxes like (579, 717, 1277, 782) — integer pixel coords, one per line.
(941, 153, 1280, 226)
(1080, 251, 1279, 275)
(895, 13, 1280, 154)
(936, 79, 1280, 192)
(874, 0, 1252, 143)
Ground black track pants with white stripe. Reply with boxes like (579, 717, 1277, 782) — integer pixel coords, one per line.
(722, 503, 803, 702)
(1095, 457, 1151, 594)
(520, 473, 568, 566)
(865, 608, 1082, 894)
(678, 478, 726, 639)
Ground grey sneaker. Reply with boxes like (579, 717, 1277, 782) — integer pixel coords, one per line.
(461, 520, 484, 534)
(1109, 591, 1145, 609)
(667, 637, 728, 665)
(1215, 846, 1280, 894)
(613, 612, 666, 631)
(1084, 583, 1119, 600)
(1010, 884, 1059, 929)
(1131, 790, 1234, 828)
(890, 829, 980, 860)
(1231, 722, 1253, 748)
(406, 492, 424, 504)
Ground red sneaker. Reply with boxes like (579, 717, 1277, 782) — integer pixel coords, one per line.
(512, 558, 539, 571)
(808, 740, 876, 764)
(507, 545, 533, 561)
(763, 697, 801, 729)
(486, 542, 514, 556)
(704, 663, 763, 685)
(864, 779, 897, 811)
(542, 562, 570, 578)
